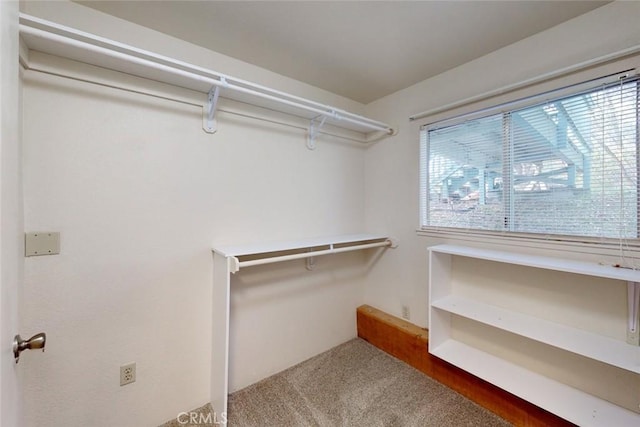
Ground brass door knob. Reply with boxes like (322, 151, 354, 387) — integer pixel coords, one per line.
(13, 333, 46, 364)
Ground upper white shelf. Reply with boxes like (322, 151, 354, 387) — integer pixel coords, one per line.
(430, 244, 640, 283)
(19, 13, 394, 136)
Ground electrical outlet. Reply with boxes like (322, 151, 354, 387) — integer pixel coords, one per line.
(120, 362, 136, 386)
(402, 305, 410, 320)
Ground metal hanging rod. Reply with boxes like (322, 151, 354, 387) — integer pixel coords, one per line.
(24, 65, 373, 145)
(238, 240, 392, 267)
(19, 14, 395, 140)
(213, 234, 397, 274)
(421, 69, 636, 131)
(234, 239, 394, 272)
(409, 42, 640, 123)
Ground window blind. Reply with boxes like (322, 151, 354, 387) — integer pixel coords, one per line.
(421, 75, 640, 241)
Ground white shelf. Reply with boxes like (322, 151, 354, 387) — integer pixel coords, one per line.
(428, 244, 640, 424)
(19, 14, 393, 136)
(431, 340, 640, 427)
(431, 244, 640, 282)
(432, 295, 640, 373)
(210, 233, 394, 418)
(213, 233, 388, 257)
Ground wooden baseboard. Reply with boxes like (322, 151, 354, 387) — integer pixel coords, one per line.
(356, 304, 575, 427)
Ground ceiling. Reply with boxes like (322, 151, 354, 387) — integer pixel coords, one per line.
(75, 1, 608, 104)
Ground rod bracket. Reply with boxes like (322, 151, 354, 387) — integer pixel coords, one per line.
(628, 281, 640, 345)
(307, 115, 328, 150)
(229, 256, 240, 274)
(203, 85, 221, 134)
(305, 248, 316, 271)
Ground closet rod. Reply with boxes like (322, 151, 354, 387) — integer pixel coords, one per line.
(20, 14, 394, 135)
(235, 240, 392, 270)
(26, 66, 372, 145)
(408, 42, 640, 123)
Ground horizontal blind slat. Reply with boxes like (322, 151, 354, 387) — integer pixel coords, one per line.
(422, 77, 639, 240)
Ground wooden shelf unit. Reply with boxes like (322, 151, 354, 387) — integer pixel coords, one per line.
(428, 244, 640, 426)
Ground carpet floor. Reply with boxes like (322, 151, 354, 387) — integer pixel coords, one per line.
(225, 338, 512, 427)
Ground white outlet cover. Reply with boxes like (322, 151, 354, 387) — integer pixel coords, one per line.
(120, 362, 136, 386)
(25, 232, 60, 257)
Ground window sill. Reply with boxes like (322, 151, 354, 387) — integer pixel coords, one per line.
(416, 228, 640, 265)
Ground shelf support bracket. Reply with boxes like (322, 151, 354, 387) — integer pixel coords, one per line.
(203, 84, 221, 134)
(307, 114, 329, 150)
(627, 281, 640, 345)
(305, 248, 316, 271)
(229, 256, 240, 274)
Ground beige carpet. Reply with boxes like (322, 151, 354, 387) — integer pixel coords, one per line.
(160, 403, 216, 427)
(225, 338, 512, 426)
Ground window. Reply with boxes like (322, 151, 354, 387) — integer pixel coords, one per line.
(420, 76, 640, 240)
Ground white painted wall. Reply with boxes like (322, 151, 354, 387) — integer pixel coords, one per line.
(19, 0, 640, 425)
(1, 1, 23, 426)
(20, 2, 370, 426)
(363, 0, 640, 328)
(363, 0, 640, 414)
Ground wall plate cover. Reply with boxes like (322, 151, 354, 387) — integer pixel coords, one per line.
(25, 232, 60, 257)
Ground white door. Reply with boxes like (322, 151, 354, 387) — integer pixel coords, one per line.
(1, 1, 23, 426)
